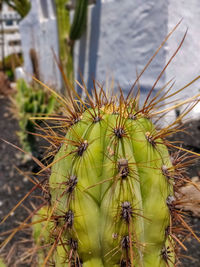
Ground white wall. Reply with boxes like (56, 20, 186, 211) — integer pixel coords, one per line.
(18, 0, 200, 119)
(19, 0, 62, 90)
(166, 0, 200, 120)
(74, 0, 200, 120)
(74, 0, 168, 97)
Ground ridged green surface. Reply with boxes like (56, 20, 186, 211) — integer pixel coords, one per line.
(55, 0, 73, 84)
(69, 0, 88, 41)
(33, 107, 174, 266)
(15, 79, 56, 153)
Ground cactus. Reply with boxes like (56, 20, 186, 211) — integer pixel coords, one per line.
(12, 79, 56, 153)
(54, 0, 74, 84)
(54, 0, 89, 87)
(33, 105, 175, 266)
(29, 75, 200, 266)
(1, 28, 200, 266)
(69, 0, 88, 41)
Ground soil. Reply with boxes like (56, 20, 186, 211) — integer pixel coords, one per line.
(0, 94, 200, 266)
(0, 95, 38, 266)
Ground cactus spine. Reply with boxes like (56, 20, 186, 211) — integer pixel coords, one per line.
(1, 26, 200, 267)
(31, 84, 193, 267)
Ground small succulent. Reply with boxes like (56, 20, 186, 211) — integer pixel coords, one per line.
(13, 79, 56, 153)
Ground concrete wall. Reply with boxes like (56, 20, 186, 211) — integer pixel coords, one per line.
(75, 0, 168, 97)
(74, 0, 200, 120)
(19, 0, 62, 90)
(18, 0, 200, 119)
(166, 0, 200, 120)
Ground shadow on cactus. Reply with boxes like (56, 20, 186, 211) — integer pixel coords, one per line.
(11, 79, 56, 154)
(1, 25, 200, 266)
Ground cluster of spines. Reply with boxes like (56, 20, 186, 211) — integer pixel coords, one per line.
(1, 85, 199, 267)
(34, 97, 199, 266)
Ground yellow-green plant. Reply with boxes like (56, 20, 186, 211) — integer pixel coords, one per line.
(0, 258, 6, 267)
(54, 0, 89, 87)
(28, 78, 200, 266)
(1, 27, 200, 267)
(55, 0, 73, 85)
(13, 79, 56, 153)
(2, 0, 31, 18)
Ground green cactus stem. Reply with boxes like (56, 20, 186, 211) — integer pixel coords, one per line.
(69, 0, 88, 41)
(55, 0, 74, 86)
(29, 61, 200, 265)
(1, 24, 200, 267)
(13, 79, 56, 153)
(36, 104, 173, 266)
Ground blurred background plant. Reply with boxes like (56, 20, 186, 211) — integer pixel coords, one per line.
(0, 0, 31, 19)
(54, 0, 88, 88)
(0, 0, 89, 154)
(0, 257, 6, 267)
(54, 0, 73, 84)
(10, 79, 57, 155)
(0, 52, 23, 81)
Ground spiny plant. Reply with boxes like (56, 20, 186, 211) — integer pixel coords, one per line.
(55, 0, 74, 84)
(11, 79, 56, 153)
(0, 24, 200, 266)
(69, 0, 88, 42)
(55, 0, 89, 86)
